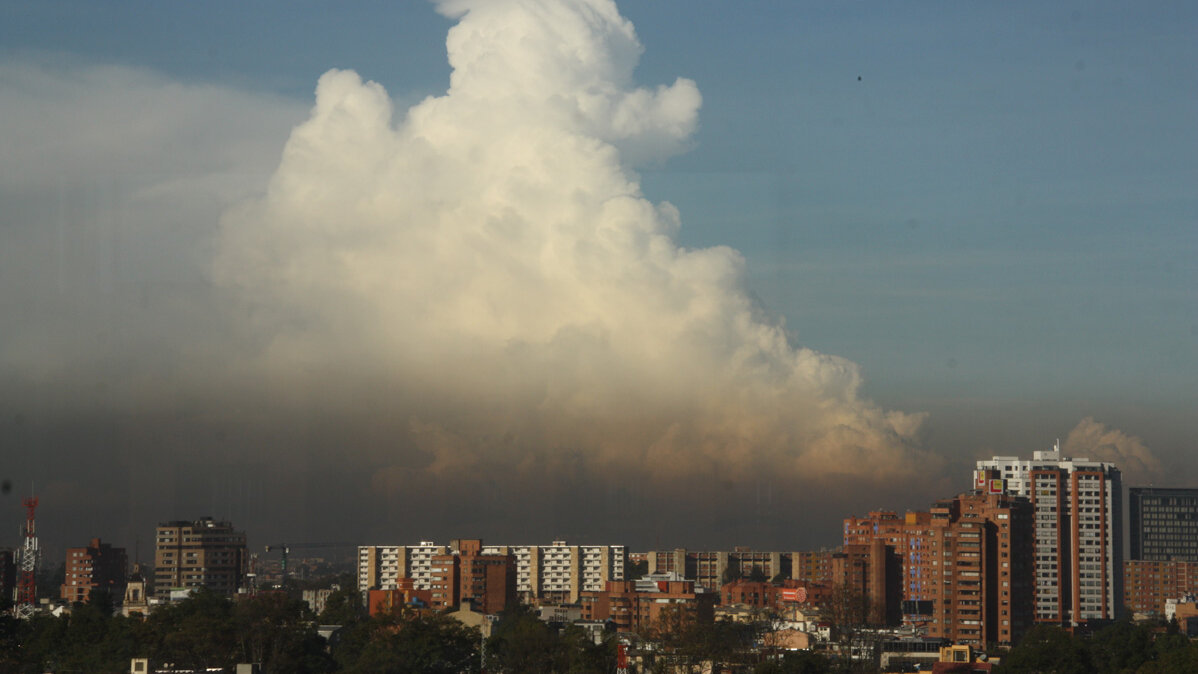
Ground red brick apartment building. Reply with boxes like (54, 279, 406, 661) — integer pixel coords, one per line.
(60, 537, 128, 604)
(580, 578, 715, 633)
(428, 539, 517, 614)
(1124, 560, 1198, 618)
(844, 492, 1034, 647)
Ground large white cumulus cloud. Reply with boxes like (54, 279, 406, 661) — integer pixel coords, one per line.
(214, 0, 931, 487)
(1064, 417, 1163, 485)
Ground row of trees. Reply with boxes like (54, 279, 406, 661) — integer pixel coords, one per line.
(0, 588, 333, 674)
(12, 580, 1198, 673)
(0, 584, 840, 674)
(997, 621, 1198, 674)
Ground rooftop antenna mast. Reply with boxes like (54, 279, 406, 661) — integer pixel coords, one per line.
(13, 497, 39, 619)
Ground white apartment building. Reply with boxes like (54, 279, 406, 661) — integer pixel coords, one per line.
(976, 443, 1122, 625)
(358, 541, 448, 592)
(359, 540, 625, 603)
(483, 540, 625, 602)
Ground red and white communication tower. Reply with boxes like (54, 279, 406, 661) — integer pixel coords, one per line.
(13, 497, 39, 619)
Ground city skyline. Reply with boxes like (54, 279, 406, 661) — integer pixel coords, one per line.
(1, 0, 1195, 558)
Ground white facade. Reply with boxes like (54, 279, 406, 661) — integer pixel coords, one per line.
(482, 540, 626, 601)
(359, 540, 624, 602)
(358, 541, 448, 591)
(977, 444, 1122, 624)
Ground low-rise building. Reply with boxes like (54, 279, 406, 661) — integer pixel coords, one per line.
(1124, 560, 1198, 618)
(579, 575, 715, 633)
(367, 578, 433, 617)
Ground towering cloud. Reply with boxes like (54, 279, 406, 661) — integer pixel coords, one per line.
(0, 0, 944, 549)
(213, 0, 933, 514)
(1064, 417, 1163, 485)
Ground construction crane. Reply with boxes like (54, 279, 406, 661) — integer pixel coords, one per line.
(262, 542, 353, 585)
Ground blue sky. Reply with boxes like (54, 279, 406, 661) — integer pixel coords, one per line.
(1, 0, 1195, 550)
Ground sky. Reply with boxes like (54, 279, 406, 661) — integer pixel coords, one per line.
(1, 0, 1195, 563)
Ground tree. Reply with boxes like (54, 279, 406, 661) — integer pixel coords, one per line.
(557, 623, 616, 674)
(1088, 620, 1154, 674)
(1148, 640, 1198, 674)
(87, 586, 116, 615)
(318, 584, 364, 625)
(723, 561, 744, 584)
(344, 610, 481, 674)
(487, 604, 561, 673)
(146, 587, 238, 672)
(824, 583, 875, 673)
(998, 624, 1092, 674)
(233, 591, 334, 674)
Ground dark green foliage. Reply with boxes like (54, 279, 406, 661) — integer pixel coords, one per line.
(486, 604, 561, 673)
(17, 588, 1198, 674)
(484, 603, 614, 674)
(625, 559, 649, 581)
(149, 587, 239, 670)
(318, 584, 364, 625)
(1090, 620, 1156, 674)
(7, 588, 335, 674)
(755, 650, 833, 674)
(999, 624, 1093, 674)
(998, 620, 1198, 674)
(723, 561, 744, 584)
(233, 592, 334, 674)
(642, 605, 764, 671)
(341, 610, 481, 674)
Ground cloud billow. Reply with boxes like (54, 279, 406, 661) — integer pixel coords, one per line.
(213, 0, 931, 500)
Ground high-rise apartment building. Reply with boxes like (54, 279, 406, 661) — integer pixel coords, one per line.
(455, 539, 517, 614)
(1129, 487, 1198, 561)
(358, 541, 448, 595)
(60, 537, 128, 604)
(359, 539, 623, 604)
(844, 493, 1034, 647)
(428, 552, 460, 610)
(424, 540, 518, 614)
(976, 443, 1123, 625)
(834, 539, 902, 626)
(645, 548, 790, 592)
(154, 518, 247, 598)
